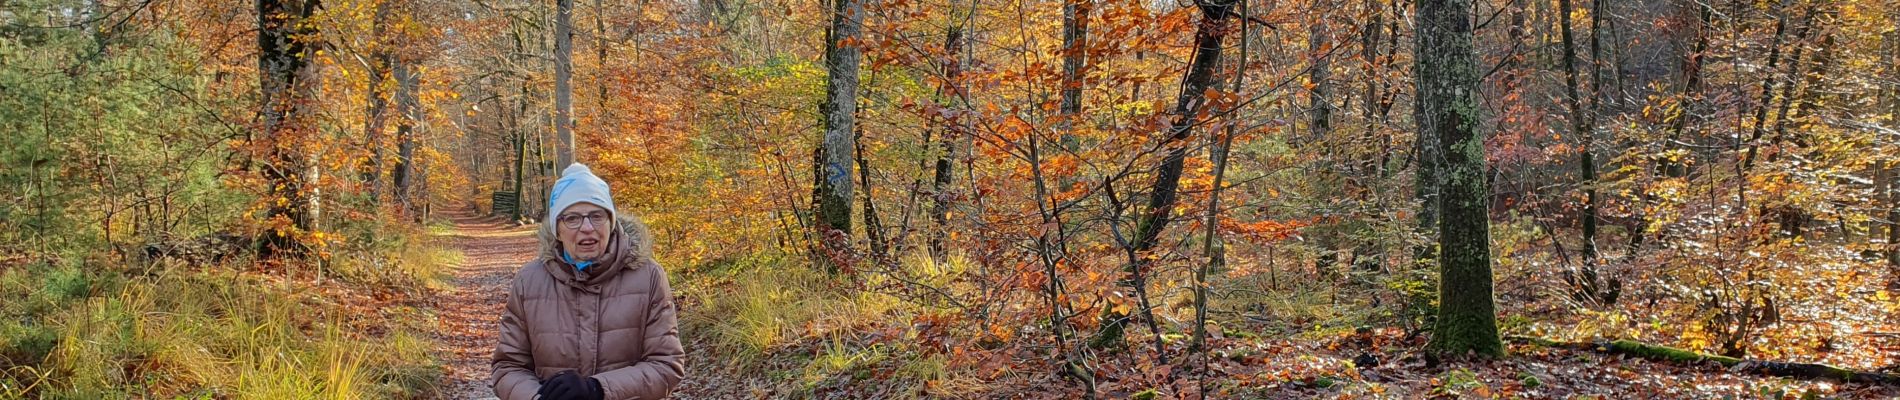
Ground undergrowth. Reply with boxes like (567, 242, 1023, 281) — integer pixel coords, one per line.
(0, 218, 454, 399)
(677, 251, 980, 398)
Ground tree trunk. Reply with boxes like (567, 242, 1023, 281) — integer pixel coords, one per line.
(1196, 0, 1248, 352)
(1415, 0, 1503, 356)
(1888, 28, 1900, 270)
(1558, 0, 1614, 305)
(1742, 10, 1789, 170)
(1091, 0, 1234, 360)
(1770, 6, 1824, 154)
(1362, 0, 1388, 177)
(595, 0, 610, 111)
(814, 0, 865, 271)
(1662, 2, 1710, 178)
(1039, 2, 1090, 371)
(1350, 0, 1388, 274)
(554, 0, 576, 169)
(415, 139, 429, 222)
(534, 116, 551, 219)
(1410, 0, 1440, 274)
(360, 0, 391, 204)
(1769, 8, 1829, 238)
(1309, 21, 1333, 142)
(1310, 7, 1347, 279)
(1026, 105, 1087, 393)
(509, 27, 529, 222)
(1058, 0, 1090, 156)
(1885, 156, 1898, 268)
(1889, 159, 1900, 269)
(1558, 0, 1594, 261)
(391, 58, 420, 217)
(510, 118, 525, 222)
(1583, 0, 1603, 266)
(256, 0, 323, 260)
(856, 127, 888, 259)
(930, 25, 965, 261)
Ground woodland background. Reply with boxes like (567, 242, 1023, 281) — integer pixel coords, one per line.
(2, 0, 1899, 397)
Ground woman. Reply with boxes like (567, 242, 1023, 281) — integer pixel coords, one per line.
(492, 163, 685, 400)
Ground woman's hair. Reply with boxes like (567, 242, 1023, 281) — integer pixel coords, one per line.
(535, 218, 560, 258)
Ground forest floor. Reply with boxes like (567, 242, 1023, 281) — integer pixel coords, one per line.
(426, 213, 1900, 399)
(654, 316, 1900, 399)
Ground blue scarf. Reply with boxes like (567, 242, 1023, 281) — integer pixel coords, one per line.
(561, 251, 596, 271)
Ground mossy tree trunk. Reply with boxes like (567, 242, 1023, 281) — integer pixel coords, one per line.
(1414, 0, 1503, 357)
(1514, 337, 1900, 385)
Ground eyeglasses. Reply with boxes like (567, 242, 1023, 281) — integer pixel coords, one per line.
(557, 211, 610, 229)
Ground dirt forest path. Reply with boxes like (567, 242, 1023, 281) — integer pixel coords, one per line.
(430, 208, 536, 399)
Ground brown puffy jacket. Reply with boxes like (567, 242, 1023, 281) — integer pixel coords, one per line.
(492, 216, 685, 399)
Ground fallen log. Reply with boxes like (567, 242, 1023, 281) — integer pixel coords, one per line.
(1507, 336, 1900, 386)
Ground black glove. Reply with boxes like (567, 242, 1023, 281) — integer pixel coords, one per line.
(537, 370, 606, 400)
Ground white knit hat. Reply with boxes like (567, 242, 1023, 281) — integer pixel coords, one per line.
(547, 163, 616, 224)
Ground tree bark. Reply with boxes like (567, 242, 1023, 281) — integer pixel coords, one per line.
(1361, 0, 1387, 176)
(1770, 6, 1824, 153)
(1558, 0, 1595, 262)
(256, 0, 323, 260)
(360, 0, 391, 204)
(1583, 0, 1602, 266)
(1309, 20, 1333, 142)
(1039, 2, 1090, 375)
(1058, 0, 1090, 155)
(1887, 28, 1900, 270)
(1309, 6, 1342, 278)
(391, 58, 420, 217)
(509, 26, 529, 222)
(929, 26, 965, 261)
(595, 0, 610, 111)
(1885, 156, 1898, 268)
(1411, 0, 1441, 274)
(1661, 2, 1710, 179)
(554, 0, 577, 169)
(1415, 0, 1503, 356)
(1196, 0, 1248, 352)
(1559, 0, 1615, 305)
(1091, 0, 1234, 360)
(814, 0, 865, 271)
(1742, 10, 1789, 170)
(856, 127, 887, 259)
(1350, 0, 1388, 274)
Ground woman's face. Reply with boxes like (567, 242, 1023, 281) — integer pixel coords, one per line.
(556, 203, 612, 262)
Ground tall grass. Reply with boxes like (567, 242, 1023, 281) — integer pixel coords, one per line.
(21, 264, 441, 399)
(684, 266, 821, 363)
(679, 251, 978, 398)
(327, 217, 461, 294)
(0, 219, 456, 399)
